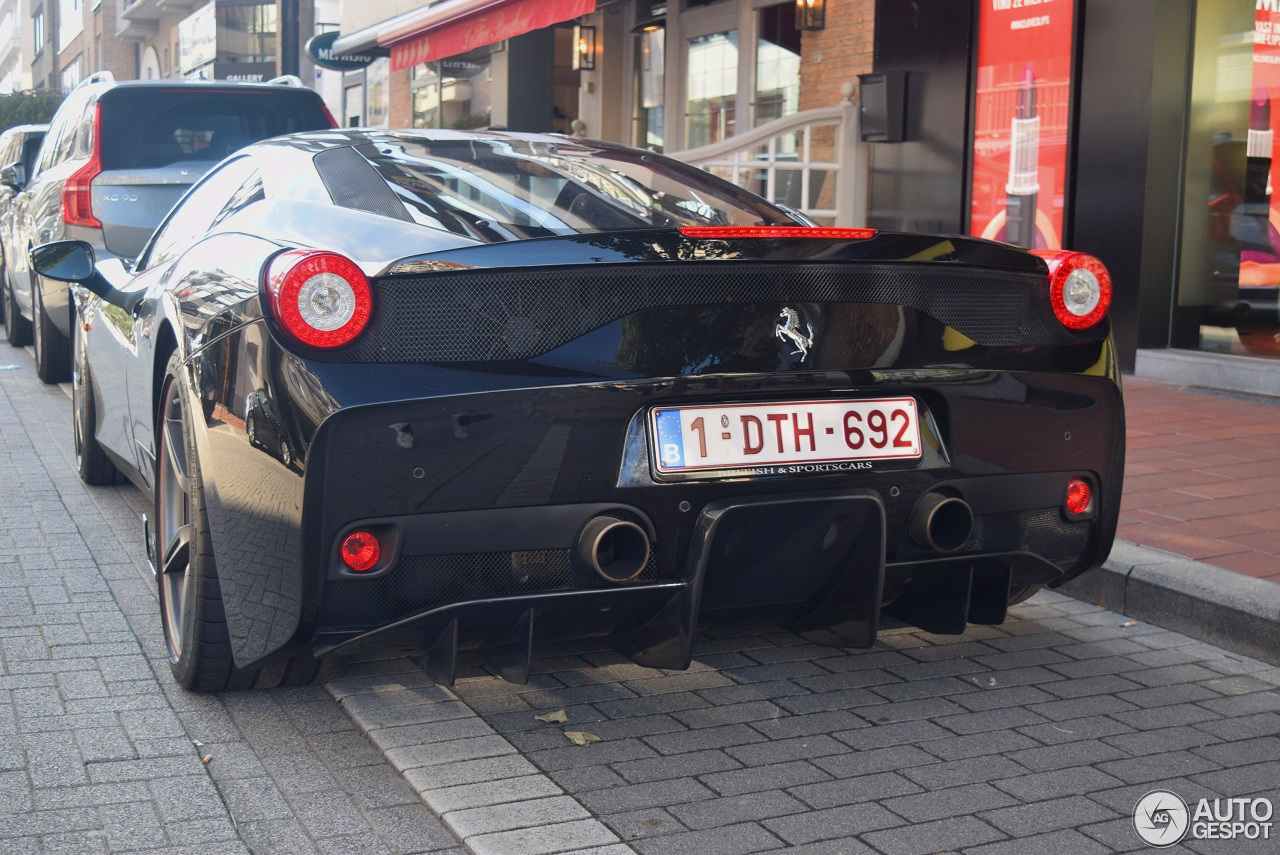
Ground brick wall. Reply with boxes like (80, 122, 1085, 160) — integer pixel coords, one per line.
(389, 66, 411, 128)
(97, 2, 136, 79)
(799, 0, 875, 110)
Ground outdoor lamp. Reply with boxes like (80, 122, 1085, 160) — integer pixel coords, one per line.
(573, 24, 596, 71)
(795, 0, 825, 31)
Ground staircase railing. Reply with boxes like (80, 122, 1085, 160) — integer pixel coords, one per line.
(666, 83, 867, 227)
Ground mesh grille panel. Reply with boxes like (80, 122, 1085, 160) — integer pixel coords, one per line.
(328, 262, 1079, 363)
(318, 548, 658, 632)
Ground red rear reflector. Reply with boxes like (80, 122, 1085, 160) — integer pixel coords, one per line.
(265, 250, 373, 349)
(1032, 250, 1112, 330)
(678, 226, 877, 240)
(1065, 478, 1093, 516)
(340, 531, 381, 572)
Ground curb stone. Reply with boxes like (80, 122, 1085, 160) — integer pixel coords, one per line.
(327, 662, 637, 855)
(1059, 540, 1280, 667)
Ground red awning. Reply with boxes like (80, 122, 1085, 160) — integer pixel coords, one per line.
(388, 0, 596, 71)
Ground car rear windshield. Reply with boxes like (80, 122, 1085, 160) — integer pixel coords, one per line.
(98, 88, 332, 171)
(341, 135, 801, 242)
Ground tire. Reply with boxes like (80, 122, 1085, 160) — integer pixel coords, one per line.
(32, 280, 70, 383)
(3, 277, 30, 347)
(72, 325, 119, 485)
(155, 353, 334, 691)
(246, 414, 257, 447)
(278, 438, 292, 468)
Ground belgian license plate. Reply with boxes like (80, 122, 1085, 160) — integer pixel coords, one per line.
(651, 398, 922, 473)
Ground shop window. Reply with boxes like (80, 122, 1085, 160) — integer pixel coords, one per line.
(686, 30, 737, 148)
(633, 24, 665, 150)
(1179, 1, 1280, 358)
(753, 2, 800, 128)
(410, 51, 492, 130)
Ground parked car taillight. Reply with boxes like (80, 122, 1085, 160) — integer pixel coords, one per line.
(265, 249, 372, 348)
(61, 103, 103, 229)
(1032, 250, 1112, 330)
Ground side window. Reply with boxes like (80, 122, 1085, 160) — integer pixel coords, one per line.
(73, 96, 97, 159)
(209, 171, 264, 230)
(0, 134, 16, 169)
(35, 113, 69, 175)
(140, 157, 260, 270)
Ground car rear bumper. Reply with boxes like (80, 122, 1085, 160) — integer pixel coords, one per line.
(287, 367, 1122, 681)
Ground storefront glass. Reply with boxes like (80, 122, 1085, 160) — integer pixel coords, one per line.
(411, 52, 492, 130)
(634, 25, 665, 150)
(753, 3, 799, 127)
(686, 30, 737, 148)
(1180, 1, 1280, 357)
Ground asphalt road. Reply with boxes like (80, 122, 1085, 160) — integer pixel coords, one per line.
(2, 339, 1279, 855)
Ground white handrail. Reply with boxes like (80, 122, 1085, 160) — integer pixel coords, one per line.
(667, 106, 843, 164)
(666, 83, 866, 227)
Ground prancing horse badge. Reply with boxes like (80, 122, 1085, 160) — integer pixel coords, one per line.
(775, 307, 815, 360)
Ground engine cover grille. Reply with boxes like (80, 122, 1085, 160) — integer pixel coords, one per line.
(328, 262, 1085, 364)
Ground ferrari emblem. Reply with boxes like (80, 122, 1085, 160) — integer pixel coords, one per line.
(775, 308, 815, 360)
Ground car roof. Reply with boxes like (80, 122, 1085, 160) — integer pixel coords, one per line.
(1, 124, 49, 135)
(254, 127, 631, 155)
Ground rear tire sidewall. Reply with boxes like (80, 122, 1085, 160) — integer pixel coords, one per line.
(157, 357, 229, 689)
(5, 276, 29, 347)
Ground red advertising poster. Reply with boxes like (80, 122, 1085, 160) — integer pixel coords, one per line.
(1239, 6, 1280, 293)
(968, 0, 1076, 250)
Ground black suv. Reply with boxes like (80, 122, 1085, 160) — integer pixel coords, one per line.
(4, 72, 335, 381)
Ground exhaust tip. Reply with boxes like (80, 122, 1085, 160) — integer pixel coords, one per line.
(578, 516, 651, 583)
(908, 492, 974, 554)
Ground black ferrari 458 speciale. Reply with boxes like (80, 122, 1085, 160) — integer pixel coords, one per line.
(30, 129, 1124, 691)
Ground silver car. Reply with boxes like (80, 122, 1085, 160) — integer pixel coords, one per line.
(0, 123, 47, 330)
(4, 72, 335, 381)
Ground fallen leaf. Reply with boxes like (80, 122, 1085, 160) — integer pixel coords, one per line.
(564, 731, 601, 746)
(535, 709, 569, 724)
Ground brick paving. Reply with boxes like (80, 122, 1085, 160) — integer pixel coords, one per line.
(1121, 377, 1280, 581)
(7, 324, 1280, 855)
(445, 603, 1280, 855)
(0, 352, 466, 855)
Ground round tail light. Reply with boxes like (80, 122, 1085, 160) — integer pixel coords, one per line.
(340, 531, 381, 572)
(1032, 250, 1112, 330)
(265, 250, 372, 349)
(1065, 478, 1093, 516)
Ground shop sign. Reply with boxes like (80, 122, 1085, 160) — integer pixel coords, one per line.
(390, 0, 595, 71)
(214, 62, 276, 83)
(967, 0, 1076, 251)
(306, 31, 380, 72)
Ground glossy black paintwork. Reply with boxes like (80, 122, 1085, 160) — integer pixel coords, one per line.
(71, 131, 1124, 672)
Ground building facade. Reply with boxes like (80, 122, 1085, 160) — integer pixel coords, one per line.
(862, 0, 1280, 389)
(329, 0, 874, 147)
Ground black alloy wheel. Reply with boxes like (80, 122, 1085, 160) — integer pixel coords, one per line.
(32, 278, 70, 383)
(72, 324, 118, 485)
(246, 414, 257, 447)
(155, 354, 335, 691)
(3, 278, 30, 347)
(278, 439, 292, 468)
